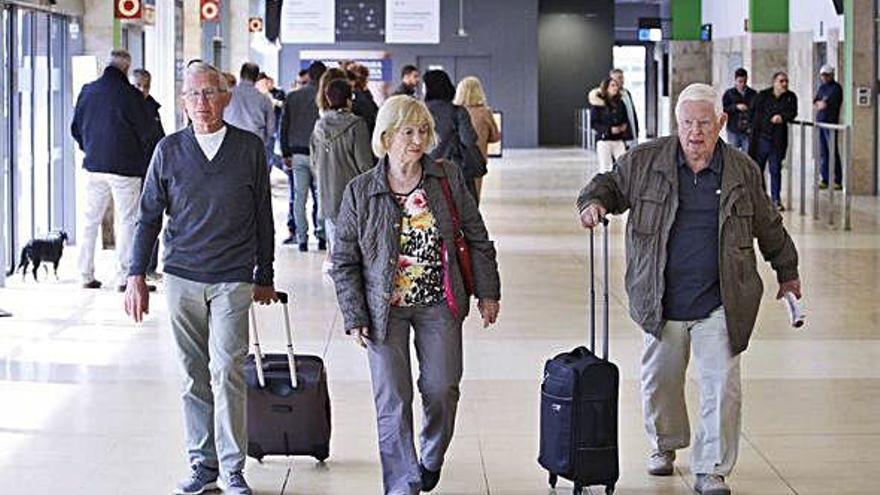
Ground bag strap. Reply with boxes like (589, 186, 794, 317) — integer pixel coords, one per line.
(438, 163, 462, 234)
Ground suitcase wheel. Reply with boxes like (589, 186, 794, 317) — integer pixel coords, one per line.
(548, 473, 557, 489)
(313, 446, 329, 463)
(572, 484, 583, 495)
(605, 483, 615, 495)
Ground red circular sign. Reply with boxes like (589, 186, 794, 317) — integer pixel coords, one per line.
(201, 2, 219, 21)
(117, 0, 140, 17)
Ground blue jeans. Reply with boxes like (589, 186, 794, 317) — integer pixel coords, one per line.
(819, 128, 842, 185)
(265, 136, 282, 172)
(728, 130, 749, 154)
(291, 154, 325, 244)
(165, 274, 253, 476)
(753, 136, 783, 203)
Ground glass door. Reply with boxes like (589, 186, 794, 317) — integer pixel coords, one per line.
(1, 6, 10, 278)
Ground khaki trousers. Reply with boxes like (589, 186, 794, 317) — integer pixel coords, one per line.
(641, 306, 742, 476)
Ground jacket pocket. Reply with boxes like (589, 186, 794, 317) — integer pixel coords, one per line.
(731, 199, 754, 248)
(632, 192, 666, 234)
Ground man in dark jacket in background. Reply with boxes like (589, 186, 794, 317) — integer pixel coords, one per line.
(280, 61, 326, 251)
(722, 68, 756, 153)
(749, 71, 798, 210)
(132, 68, 166, 280)
(814, 65, 844, 190)
(349, 64, 379, 134)
(71, 49, 151, 291)
(392, 64, 421, 97)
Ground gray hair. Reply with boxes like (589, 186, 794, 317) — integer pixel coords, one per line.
(182, 61, 228, 91)
(675, 83, 722, 117)
(107, 49, 132, 71)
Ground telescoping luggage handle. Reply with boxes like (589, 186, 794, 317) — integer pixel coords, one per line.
(249, 291, 298, 389)
(589, 217, 610, 360)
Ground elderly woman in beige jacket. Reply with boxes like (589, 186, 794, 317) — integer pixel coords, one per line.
(454, 76, 501, 200)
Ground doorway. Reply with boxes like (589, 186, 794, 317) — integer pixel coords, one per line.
(1, 6, 75, 275)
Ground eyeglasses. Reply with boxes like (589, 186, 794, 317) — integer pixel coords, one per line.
(679, 119, 715, 131)
(182, 87, 227, 102)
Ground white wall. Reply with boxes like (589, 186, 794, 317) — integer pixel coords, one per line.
(790, 0, 843, 40)
(702, 0, 748, 39)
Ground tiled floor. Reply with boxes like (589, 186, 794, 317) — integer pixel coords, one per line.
(1, 148, 879, 494)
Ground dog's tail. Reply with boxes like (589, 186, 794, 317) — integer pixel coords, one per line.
(15, 247, 29, 274)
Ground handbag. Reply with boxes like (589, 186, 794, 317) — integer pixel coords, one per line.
(438, 169, 476, 296)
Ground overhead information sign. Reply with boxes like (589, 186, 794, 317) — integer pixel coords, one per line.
(385, 0, 439, 44)
(281, 0, 335, 44)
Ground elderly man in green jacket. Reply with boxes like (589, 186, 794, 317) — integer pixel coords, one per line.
(577, 83, 801, 495)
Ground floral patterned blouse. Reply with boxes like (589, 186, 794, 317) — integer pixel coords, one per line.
(390, 185, 445, 307)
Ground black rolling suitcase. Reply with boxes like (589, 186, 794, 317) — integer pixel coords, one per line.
(538, 220, 620, 495)
(244, 291, 331, 462)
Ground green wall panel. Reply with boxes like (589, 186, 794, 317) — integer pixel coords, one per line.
(672, 0, 701, 40)
(749, 0, 789, 33)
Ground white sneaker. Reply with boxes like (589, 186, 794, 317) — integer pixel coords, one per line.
(694, 474, 731, 495)
(647, 450, 675, 476)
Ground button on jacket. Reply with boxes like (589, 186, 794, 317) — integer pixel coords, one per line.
(576, 136, 799, 355)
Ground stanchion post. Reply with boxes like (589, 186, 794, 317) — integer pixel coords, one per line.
(799, 122, 807, 216)
(813, 124, 821, 220)
(843, 127, 852, 230)
(828, 126, 836, 226)
(786, 124, 793, 211)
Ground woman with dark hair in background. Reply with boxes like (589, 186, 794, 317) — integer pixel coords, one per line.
(588, 77, 631, 172)
(348, 64, 379, 134)
(315, 67, 349, 113)
(423, 70, 486, 203)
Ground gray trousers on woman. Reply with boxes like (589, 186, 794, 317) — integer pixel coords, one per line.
(165, 274, 253, 476)
(366, 303, 464, 495)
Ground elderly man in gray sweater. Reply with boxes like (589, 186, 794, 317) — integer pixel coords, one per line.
(125, 62, 277, 495)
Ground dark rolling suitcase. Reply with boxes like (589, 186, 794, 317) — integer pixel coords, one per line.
(538, 220, 620, 495)
(244, 291, 331, 462)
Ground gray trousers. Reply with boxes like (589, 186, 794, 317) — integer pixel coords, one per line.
(367, 304, 463, 495)
(641, 306, 742, 476)
(165, 274, 253, 476)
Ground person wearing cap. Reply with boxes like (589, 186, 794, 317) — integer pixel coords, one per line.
(814, 65, 843, 190)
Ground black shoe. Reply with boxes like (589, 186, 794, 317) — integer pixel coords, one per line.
(317, 238, 327, 251)
(298, 242, 308, 252)
(82, 280, 102, 289)
(117, 283, 157, 293)
(282, 235, 297, 245)
(420, 464, 441, 492)
(775, 201, 786, 212)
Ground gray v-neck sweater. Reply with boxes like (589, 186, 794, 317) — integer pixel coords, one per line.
(129, 124, 275, 286)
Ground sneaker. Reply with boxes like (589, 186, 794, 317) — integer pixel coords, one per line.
(174, 463, 219, 495)
(774, 201, 786, 212)
(282, 235, 297, 245)
(647, 450, 675, 476)
(218, 471, 252, 495)
(298, 242, 308, 252)
(694, 474, 731, 495)
(321, 260, 334, 275)
(834, 183, 843, 191)
(419, 463, 441, 492)
(818, 180, 828, 190)
(82, 280, 102, 289)
(317, 238, 327, 251)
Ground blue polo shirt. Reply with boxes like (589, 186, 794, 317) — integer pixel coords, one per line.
(662, 145, 723, 321)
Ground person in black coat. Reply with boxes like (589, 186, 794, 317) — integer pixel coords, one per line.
(71, 49, 152, 290)
(814, 65, 844, 189)
(749, 71, 798, 210)
(588, 77, 632, 172)
(132, 68, 166, 279)
(722, 67, 757, 153)
(423, 70, 485, 203)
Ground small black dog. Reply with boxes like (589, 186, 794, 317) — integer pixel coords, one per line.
(17, 231, 68, 281)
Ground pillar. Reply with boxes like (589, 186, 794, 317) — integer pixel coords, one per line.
(668, 0, 712, 130)
(844, 0, 876, 195)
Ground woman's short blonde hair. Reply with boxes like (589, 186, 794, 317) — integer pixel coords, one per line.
(372, 96, 438, 158)
(453, 76, 487, 107)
